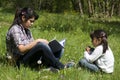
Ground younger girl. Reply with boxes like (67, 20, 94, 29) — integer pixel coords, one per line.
(78, 29, 114, 73)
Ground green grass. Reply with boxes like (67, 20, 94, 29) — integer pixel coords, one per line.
(0, 9, 120, 80)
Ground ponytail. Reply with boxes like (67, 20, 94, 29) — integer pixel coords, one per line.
(90, 29, 108, 53)
(102, 36, 108, 53)
(9, 8, 22, 29)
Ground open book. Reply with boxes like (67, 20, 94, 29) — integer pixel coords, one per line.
(48, 39, 66, 53)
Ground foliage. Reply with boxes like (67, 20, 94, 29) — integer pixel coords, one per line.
(34, 12, 82, 32)
(1, 0, 120, 17)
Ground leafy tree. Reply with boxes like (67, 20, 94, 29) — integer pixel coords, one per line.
(1, 0, 120, 17)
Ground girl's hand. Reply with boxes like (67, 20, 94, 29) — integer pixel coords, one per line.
(36, 39, 49, 44)
(85, 46, 91, 53)
(85, 46, 94, 54)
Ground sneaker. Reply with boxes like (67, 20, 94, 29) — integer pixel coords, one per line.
(49, 67, 59, 73)
(55, 61, 65, 70)
(65, 61, 75, 68)
(42, 67, 59, 73)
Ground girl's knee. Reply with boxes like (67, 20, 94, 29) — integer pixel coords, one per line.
(79, 58, 87, 63)
(37, 42, 45, 46)
(93, 67, 99, 72)
(37, 42, 48, 48)
(79, 58, 88, 66)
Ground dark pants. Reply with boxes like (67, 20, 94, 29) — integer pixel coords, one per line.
(18, 42, 64, 68)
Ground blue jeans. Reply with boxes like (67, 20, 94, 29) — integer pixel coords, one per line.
(79, 58, 99, 72)
(19, 42, 64, 68)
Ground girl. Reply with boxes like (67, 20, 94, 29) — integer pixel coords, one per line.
(78, 29, 114, 73)
(6, 7, 65, 70)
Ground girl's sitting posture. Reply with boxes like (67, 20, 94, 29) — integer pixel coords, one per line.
(78, 29, 114, 73)
(6, 7, 65, 70)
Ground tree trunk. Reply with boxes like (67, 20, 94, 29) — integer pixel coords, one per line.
(105, 0, 109, 17)
(88, 0, 93, 17)
(97, 0, 101, 12)
(110, 0, 115, 17)
(91, 0, 94, 15)
(78, 0, 83, 15)
(118, 3, 120, 16)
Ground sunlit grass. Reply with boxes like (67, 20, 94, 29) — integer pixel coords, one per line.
(0, 10, 120, 80)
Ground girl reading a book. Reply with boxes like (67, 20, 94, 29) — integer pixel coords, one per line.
(6, 7, 65, 70)
(78, 29, 114, 73)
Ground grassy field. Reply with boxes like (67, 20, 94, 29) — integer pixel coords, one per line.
(0, 9, 120, 80)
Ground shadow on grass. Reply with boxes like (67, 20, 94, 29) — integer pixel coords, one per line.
(96, 20, 120, 34)
(0, 8, 15, 14)
(0, 55, 48, 71)
(0, 56, 7, 64)
(81, 19, 120, 36)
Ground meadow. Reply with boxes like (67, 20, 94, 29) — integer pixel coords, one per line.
(0, 8, 120, 80)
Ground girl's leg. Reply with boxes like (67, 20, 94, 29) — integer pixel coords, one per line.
(79, 58, 99, 72)
(21, 42, 64, 69)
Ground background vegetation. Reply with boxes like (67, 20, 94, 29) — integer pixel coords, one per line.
(0, 0, 120, 17)
(0, 0, 120, 80)
(0, 8, 120, 80)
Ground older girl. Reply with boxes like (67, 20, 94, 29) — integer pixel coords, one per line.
(6, 7, 65, 70)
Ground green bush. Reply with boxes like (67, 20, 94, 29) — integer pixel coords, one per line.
(33, 12, 120, 35)
(34, 12, 83, 32)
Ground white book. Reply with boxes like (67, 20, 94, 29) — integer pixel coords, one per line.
(59, 39, 66, 48)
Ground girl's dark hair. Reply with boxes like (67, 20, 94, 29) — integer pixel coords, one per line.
(90, 29, 108, 53)
(9, 7, 39, 29)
